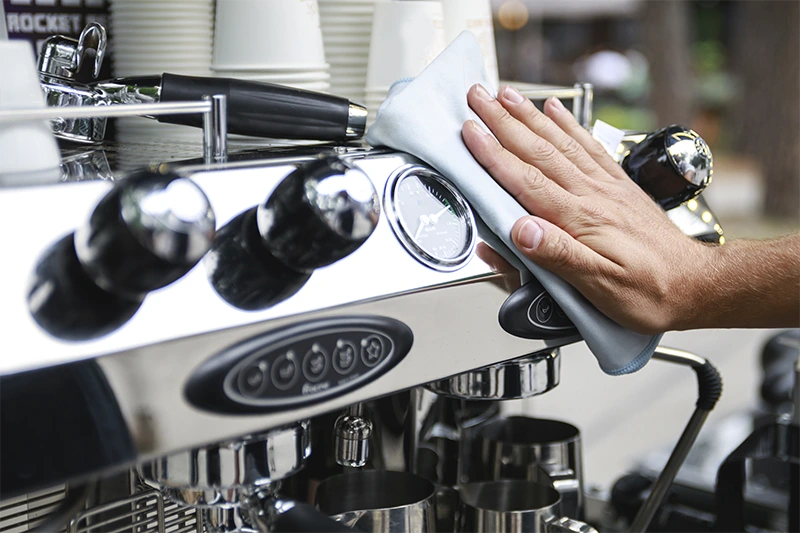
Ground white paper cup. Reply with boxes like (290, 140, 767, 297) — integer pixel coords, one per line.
(366, 1, 446, 89)
(0, 41, 61, 178)
(441, 0, 498, 85)
(213, 0, 326, 70)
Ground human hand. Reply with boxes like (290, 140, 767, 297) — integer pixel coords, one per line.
(462, 84, 715, 335)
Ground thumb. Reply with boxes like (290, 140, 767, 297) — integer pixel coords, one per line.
(511, 216, 593, 277)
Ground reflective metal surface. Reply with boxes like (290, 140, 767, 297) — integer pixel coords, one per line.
(458, 480, 597, 533)
(427, 349, 560, 400)
(317, 471, 436, 533)
(622, 125, 713, 210)
(37, 22, 106, 80)
(39, 76, 107, 143)
(384, 165, 477, 272)
(334, 410, 373, 468)
(664, 127, 713, 188)
(37, 23, 108, 143)
(97, 77, 162, 106)
(117, 176, 215, 264)
(141, 421, 310, 509)
(666, 194, 725, 244)
(472, 417, 584, 519)
(301, 160, 379, 242)
(346, 103, 368, 139)
(0, 151, 518, 376)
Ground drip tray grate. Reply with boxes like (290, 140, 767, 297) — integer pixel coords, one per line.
(68, 489, 201, 533)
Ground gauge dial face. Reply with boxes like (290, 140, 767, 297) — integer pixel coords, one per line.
(386, 167, 476, 271)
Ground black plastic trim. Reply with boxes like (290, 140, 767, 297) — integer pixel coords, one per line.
(185, 316, 413, 414)
(498, 279, 579, 340)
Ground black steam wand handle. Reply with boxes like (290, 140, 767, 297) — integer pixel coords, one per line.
(158, 73, 367, 141)
(628, 347, 722, 533)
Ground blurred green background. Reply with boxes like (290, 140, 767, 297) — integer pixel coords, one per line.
(491, 0, 799, 239)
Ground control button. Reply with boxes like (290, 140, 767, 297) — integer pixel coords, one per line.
(534, 295, 554, 324)
(302, 344, 329, 382)
(271, 351, 299, 390)
(333, 339, 358, 374)
(238, 360, 269, 397)
(360, 335, 385, 367)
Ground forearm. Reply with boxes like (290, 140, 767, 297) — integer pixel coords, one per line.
(676, 233, 800, 330)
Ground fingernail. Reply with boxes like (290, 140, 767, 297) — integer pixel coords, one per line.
(466, 120, 489, 137)
(548, 97, 567, 113)
(473, 84, 495, 101)
(502, 86, 525, 104)
(517, 219, 543, 250)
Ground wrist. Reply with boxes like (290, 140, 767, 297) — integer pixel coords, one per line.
(666, 239, 722, 331)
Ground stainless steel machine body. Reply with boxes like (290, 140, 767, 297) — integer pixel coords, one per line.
(0, 81, 733, 533)
(0, 147, 564, 479)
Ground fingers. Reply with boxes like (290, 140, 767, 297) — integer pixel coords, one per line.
(542, 97, 632, 181)
(462, 119, 575, 224)
(511, 215, 616, 285)
(466, 85, 596, 195)
(493, 86, 616, 183)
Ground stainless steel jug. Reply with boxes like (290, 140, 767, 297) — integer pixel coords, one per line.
(458, 480, 597, 533)
(316, 471, 436, 533)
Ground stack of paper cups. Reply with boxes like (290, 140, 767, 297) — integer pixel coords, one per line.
(212, 0, 330, 93)
(318, 0, 385, 103)
(441, 0, 499, 87)
(365, 1, 446, 125)
(110, 0, 215, 144)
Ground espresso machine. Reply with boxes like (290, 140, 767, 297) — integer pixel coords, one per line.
(0, 27, 746, 532)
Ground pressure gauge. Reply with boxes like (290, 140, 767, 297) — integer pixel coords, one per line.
(385, 165, 477, 271)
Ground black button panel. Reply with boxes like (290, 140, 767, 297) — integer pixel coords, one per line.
(185, 316, 413, 413)
(333, 340, 357, 374)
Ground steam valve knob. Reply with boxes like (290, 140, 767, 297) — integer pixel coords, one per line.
(256, 156, 380, 273)
(75, 169, 215, 298)
(622, 125, 713, 210)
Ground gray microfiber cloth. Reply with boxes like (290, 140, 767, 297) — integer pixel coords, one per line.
(366, 31, 662, 375)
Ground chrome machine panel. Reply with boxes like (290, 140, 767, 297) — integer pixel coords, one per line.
(0, 148, 563, 495)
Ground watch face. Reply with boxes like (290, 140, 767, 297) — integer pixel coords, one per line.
(385, 166, 476, 271)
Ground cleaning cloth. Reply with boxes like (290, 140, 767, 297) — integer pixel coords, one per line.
(366, 32, 662, 375)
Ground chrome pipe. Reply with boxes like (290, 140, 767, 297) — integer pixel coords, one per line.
(0, 101, 212, 123)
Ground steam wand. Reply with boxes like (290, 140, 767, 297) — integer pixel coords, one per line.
(628, 347, 723, 533)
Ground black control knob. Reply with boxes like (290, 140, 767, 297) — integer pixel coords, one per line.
(257, 156, 380, 273)
(622, 125, 713, 210)
(74, 169, 215, 298)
